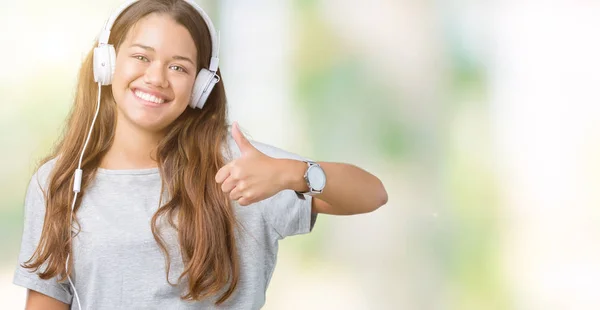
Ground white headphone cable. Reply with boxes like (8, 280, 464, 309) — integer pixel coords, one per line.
(66, 81, 102, 310)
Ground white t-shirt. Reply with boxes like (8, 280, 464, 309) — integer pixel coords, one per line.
(13, 135, 317, 309)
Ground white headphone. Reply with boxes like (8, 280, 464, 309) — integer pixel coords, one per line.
(93, 0, 221, 109)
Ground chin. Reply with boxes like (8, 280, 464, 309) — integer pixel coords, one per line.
(117, 108, 167, 134)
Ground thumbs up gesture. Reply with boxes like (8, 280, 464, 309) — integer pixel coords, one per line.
(215, 122, 287, 206)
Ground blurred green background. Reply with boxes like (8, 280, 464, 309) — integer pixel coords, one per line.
(2, 1, 600, 309)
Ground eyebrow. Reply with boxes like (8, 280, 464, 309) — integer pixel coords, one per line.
(129, 43, 195, 65)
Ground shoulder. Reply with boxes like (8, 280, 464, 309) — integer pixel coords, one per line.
(29, 157, 59, 194)
(222, 132, 309, 162)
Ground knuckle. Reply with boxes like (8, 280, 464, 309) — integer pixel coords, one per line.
(231, 169, 241, 180)
(236, 181, 246, 191)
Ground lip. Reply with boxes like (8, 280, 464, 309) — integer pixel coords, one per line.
(130, 88, 172, 108)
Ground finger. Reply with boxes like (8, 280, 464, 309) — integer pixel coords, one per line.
(229, 187, 243, 201)
(215, 163, 232, 184)
(237, 197, 251, 206)
(220, 176, 237, 194)
(232, 122, 255, 154)
(237, 188, 257, 206)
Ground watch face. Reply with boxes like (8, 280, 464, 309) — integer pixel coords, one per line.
(307, 165, 326, 191)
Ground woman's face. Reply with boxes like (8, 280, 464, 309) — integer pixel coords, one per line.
(111, 13, 198, 134)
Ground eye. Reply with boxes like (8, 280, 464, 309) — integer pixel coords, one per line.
(133, 55, 149, 62)
(170, 65, 187, 73)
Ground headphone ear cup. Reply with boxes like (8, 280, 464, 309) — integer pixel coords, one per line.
(93, 44, 116, 85)
(199, 76, 218, 109)
(190, 68, 219, 109)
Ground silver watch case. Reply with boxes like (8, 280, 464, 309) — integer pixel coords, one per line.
(296, 160, 326, 196)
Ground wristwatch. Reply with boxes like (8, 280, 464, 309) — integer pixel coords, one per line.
(295, 160, 326, 197)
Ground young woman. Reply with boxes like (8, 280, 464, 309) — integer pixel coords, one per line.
(13, 0, 388, 309)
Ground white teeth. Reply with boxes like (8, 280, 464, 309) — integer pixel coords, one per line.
(134, 90, 166, 104)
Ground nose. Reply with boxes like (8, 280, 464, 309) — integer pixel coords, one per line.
(143, 62, 169, 88)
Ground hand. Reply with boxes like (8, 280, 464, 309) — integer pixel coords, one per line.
(215, 122, 286, 206)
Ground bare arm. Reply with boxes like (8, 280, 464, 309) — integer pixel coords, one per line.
(281, 160, 388, 215)
(25, 289, 69, 310)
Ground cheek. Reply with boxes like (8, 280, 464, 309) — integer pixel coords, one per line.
(113, 59, 140, 86)
(174, 78, 196, 103)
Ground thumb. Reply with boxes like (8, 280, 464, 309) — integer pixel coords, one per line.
(232, 122, 254, 154)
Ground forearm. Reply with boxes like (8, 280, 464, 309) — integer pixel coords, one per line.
(280, 159, 388, 215)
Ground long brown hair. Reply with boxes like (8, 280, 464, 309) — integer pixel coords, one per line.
(22, 0, 240, 304)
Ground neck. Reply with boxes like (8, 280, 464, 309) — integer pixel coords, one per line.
(100, 117, 164, 170)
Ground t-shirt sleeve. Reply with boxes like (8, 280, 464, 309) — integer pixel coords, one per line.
(260, 189, 318, 240)
(12, 171, 73, 304)
(229, 136, 318, 240)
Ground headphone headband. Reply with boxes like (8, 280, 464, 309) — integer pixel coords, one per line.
(98, 0, 220, 72)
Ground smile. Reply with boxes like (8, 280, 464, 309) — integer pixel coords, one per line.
(132, 89, 170, 106)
